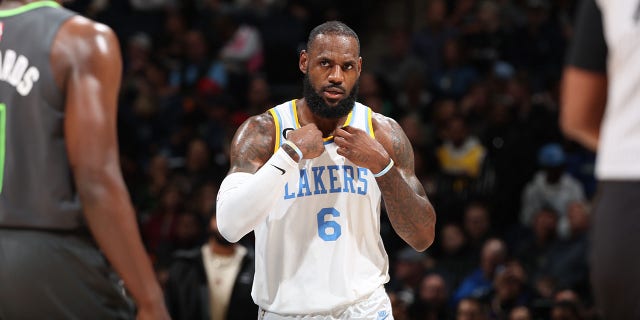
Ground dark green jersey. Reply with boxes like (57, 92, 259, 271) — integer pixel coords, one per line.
(0, 2, 81, 230)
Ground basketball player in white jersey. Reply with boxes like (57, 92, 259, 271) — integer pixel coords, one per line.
(562, 0, 640, 318)
(216, 21, 436, 319)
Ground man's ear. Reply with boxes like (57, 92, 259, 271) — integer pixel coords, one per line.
(299, 50, 308, 74)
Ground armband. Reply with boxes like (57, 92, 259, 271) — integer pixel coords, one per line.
(373, 158, 394, 178)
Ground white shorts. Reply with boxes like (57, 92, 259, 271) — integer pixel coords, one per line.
(257, 286, 393, 320)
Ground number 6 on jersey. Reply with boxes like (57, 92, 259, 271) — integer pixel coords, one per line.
(316, 208, 342, 241)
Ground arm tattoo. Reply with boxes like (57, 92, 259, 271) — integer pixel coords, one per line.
(376, 117, 435, 250)
(229, 113, 275, 174)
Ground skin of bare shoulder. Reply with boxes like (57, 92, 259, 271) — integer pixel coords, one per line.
(51, 15, 119, 90)
(370, 112, 426, 197)
(228, 112, 277, 174)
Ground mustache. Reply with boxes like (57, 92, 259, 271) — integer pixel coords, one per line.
(322, 84, 346, 93)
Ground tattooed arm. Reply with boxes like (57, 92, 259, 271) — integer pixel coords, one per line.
(373, 115, 436, 251)
(333, 114, 436, 251)
(216, 112, 300, 242)
(227, 112, 277, 174)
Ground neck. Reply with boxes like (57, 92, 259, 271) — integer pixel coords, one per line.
(209, 239, 236, 256)
(297, 98, 348, 137)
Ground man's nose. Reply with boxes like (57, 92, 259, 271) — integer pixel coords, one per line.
(328, 65, 344, 84)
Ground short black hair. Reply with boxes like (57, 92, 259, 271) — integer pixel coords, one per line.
(306, 21, 360, 55)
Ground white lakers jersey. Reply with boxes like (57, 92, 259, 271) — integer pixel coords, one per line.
(252, 100, 390, 314)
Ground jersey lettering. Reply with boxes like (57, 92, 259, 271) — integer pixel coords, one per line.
(0, 49, 40, 96)
(284, 165, 369, 199)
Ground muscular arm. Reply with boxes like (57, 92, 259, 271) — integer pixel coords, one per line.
(373, 116, 436, 251)
(216, 113, 302, 242)
(560, 67, 607, 151)
(57, 17, 167, 318)
(560, 0, 608, 151)
(334, 115, 436, 251)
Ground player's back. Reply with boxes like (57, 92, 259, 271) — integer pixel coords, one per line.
(0, 2, 81, 230)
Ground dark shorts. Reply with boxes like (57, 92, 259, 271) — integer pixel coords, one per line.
(0, 228, 135, 320)
(591, 181, 640, 319)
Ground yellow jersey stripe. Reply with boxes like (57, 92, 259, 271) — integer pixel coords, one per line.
(367, 107, 375, 139)
(269, 108, 281, 153)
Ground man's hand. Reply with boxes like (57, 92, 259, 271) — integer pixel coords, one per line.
(286, 124, 325, 159)
(334, 126, 390, 173)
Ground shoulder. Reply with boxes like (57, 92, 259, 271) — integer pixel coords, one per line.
(371, 111, 408, 149)
(234, 111, 276, 142)
(244, 111, 276, 128)
(371, 112, 401, 133)
(54, 16, 120, 63)
(228, 111, 277, 172)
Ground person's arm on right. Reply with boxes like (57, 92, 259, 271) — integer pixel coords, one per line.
(58, 17, 169, 320)
(560, 0, 608, 151)
(216, 114, 323, 242)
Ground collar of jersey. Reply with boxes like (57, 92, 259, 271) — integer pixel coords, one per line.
(292, 99, 354, 144)
(0, 1, 60, 17)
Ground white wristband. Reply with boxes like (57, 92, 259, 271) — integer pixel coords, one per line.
(373, 158, 394, 178)
(283, 140, 303, 161)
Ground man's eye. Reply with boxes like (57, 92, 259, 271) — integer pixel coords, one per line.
(320, 61, 330, 67)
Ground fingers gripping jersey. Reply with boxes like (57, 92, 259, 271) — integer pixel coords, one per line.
(253, 100, 389, 314)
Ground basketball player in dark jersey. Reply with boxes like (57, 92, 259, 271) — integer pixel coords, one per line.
(0, 1, 169, 319)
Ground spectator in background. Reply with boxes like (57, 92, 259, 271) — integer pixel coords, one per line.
(164, 213, 257, 320)
(456, 297, 490, 320)
(436, 116, 492, 213)
(452, 238, 507, 306)
(375, 27, 427, 102)
(550, 301, 582, 320)
(245, 74, 275, 116)
(170, 29, 227, 96)
(514, 207, 558, 282)
(134, 153, 171, 213)
(389, 247, 429, 301)
(219, 15, 264, 76)
(520, 143, 585, 238)
(435, 222, 476, 289)
(358, 71, 395, 116)
(485, 261, 532, 319)
(432, 37, 478, 100)
(410, 272, 452, 320)
(189, 181, 220, 221)
(173, 138, 216, 194)
(538, 200, 590, 295)
(437, 116, 487, 181)
(459, 0, 511, 75)
(463, 201, 493, 256)
(155, 211, 206, 272)
(509, 0, 566, 91)
(509, 305, 533, 320)
(412, 0, 458, 79)
(142, 184, 184, 259)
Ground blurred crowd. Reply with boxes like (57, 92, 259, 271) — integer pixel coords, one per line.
(67, 0, 596, 319)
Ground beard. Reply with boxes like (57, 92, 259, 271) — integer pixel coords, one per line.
(303, 73, 358, 119)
